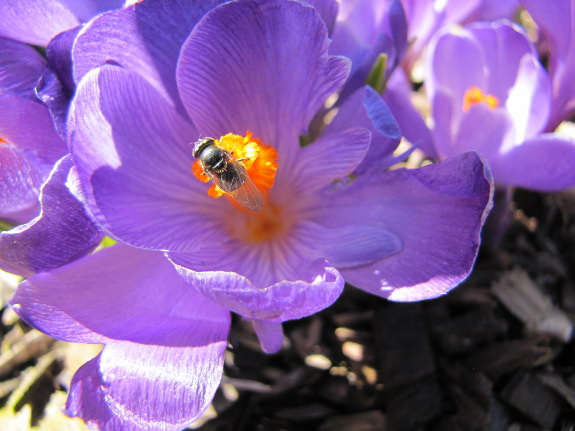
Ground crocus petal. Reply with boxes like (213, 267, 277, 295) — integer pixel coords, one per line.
(73, 0, 226, 111)
(12, 244, 230, 345)
(70, 64, 222, 252)
(312, 152, 493, 301)
(297, 221, 403, 269)
(426, 26, 485, 118)
(505, 54, 551, 142)
(324, 86, 403, 173)
(490, 134, 575, 191)
(451, 104, 515, 160)
(0, 146, 44, 221)
(383, 72, 437, 159)
(169, 225, 345, 321)
(253, 320, 284, 354)
(0, 37, 46, 97)
(0, 156, 102, 277)
(177, 0, 350, 167)
(0, 93, 66, 164)
(306, 0, 339, 34)
(468, 21, 535, 101)
(0, 0, 79, 46)
(65, 338, 226, 431)
(285, 128, 370, 193)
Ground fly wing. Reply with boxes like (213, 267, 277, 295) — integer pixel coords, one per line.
(209, 160, 263, 211)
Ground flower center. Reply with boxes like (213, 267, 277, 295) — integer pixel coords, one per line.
(228, 202, 294, 243)
(192, 131, 278, 206)
(462, 87, 499, 112)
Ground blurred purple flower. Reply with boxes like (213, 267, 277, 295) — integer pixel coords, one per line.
(426, 20, 575, 192)
(400, 0, 520, 72)
(9, 0, 492, 429)
(521, 0, 575, 130)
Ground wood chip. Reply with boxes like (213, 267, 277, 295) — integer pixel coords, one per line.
(492, 268, 573, 341)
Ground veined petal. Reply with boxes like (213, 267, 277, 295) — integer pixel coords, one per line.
(73, 0, 226, 111)
(285, 128, 370, 193)
(0, 145, 45, 222)
(298, 221, 402, 269)
(490, 134, 575, 191)
(0, 0, 79, 46)
(0, 156, 103, 277)
(168, 225, 345, 322)
(11, 244, 230, 346)
(66, 338, 226, 431)
(177, 0, 350, 167)
(310, 152, 493, 301)
(324, 86, 403, 174)
(70, 64, 223, 252)
(0, 37, 46, 97)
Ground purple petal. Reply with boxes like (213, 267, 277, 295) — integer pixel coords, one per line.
(505, 54, 551, 141)
(306, 0, 339, 34)
(325, 86, 402, 173)
(0, 37, 46, 97)
(298, 221, 403, 269)
(283, 127, 370, 193)
(177, 0, 350, 167)
(0, 156, 103, 276)
(402, 0, 481, 70)
(70, 65, 221, 252)
(58, 0, 124, 22)
(73, 0, 226, 112)
(451, 104, 515, 160)
(465, 0, 519, 22)
(66, 337, 225, 431)
(490, 134, 575, 191)
(312, 152, 493, 301)
(520, 0, 572, 57)
(0, 93, 66, 164)
(467, 20, 536, 101)
(12, 244, 230, 346)
(0, 145, 45, 222)
(521, 0, 575, 129)
(0, 0, 79, 46)
(426, 27, 485, 114)
(168, 223, 345, 321)
(383, 72, 437, 159)
(253, 320, 284, 354)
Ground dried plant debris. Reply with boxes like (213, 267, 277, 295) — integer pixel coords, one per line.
(492, 268, 573, 341)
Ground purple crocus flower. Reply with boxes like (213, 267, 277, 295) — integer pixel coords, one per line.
(9, 0, 492, 429)
(425, 20, 575, 192)
(520, 0, 575, 131)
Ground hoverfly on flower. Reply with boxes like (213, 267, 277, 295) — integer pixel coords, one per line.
(193, 137, 264, 211)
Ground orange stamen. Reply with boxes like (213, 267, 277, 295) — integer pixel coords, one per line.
(192, 131, 279, 202)
(0, 137, 7, 144)
(463, 86, 499, 112)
